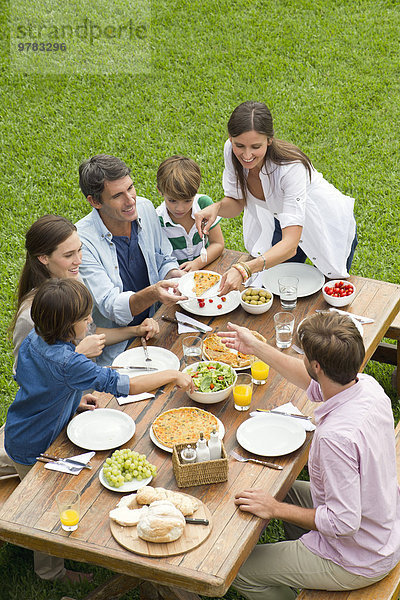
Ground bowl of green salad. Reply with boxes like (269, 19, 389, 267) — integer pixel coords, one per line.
(182, 361, 237, 404)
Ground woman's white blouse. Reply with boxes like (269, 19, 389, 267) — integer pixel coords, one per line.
(223, 139, 356, 277)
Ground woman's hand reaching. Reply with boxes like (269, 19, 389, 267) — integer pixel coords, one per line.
(218, 267, 244, 295)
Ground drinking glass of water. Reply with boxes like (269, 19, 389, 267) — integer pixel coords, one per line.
(278, 276, 299, 309)
(274, 312, 295, 349)
(182, 335, 203, 366)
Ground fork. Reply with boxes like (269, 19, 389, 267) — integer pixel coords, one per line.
(141, 337, 152, 370)
(230, 449, 283, 470)
(200, 219, 208, 263)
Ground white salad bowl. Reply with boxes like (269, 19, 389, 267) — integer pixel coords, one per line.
(182, 361, 237, 404)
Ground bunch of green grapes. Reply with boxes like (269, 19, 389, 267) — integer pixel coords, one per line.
(102, 448, 157, 488)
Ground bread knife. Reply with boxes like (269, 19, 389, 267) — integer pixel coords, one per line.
(185, 517, 209, 525)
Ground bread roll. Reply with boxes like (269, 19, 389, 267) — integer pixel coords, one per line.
(137, 500, 185, 543)
(109, 505, 148, 526)
(136, 486, 198, 516)
(117, 493, 137, 509)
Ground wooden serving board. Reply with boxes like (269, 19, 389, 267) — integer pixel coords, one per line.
(110, 496, 212, 557)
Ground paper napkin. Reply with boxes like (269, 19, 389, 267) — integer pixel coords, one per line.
(250, 402, 316, 432)
(117, 392, 155, 405)
(44, 451, 95, 475)
(175, 311, 212, 334)
(245, 272, 264, 288)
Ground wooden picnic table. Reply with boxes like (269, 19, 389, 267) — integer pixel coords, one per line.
(0, 249, 399, 600)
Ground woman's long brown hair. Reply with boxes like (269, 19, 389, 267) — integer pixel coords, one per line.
(10, 215, 76, 332)
(227, 101, 312, 202)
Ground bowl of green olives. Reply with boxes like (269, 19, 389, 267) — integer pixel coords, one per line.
(240, 288, 273, 314)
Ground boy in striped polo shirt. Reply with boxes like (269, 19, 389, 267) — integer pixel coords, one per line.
(156, 155, 224, 272)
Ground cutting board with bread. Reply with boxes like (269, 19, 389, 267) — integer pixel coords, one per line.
(110, 486, 212, 557)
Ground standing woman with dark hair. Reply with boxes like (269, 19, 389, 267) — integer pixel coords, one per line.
(196, 101, 357, 294)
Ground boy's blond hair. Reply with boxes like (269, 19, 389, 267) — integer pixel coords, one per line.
(157, 155, 201, 201)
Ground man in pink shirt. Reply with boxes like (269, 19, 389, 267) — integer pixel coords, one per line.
(221, 312, 400, 600)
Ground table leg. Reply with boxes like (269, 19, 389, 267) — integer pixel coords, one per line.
(75, 573, 142, 600)
(139, 581, 163, 599)
(155, 584, 203, 600)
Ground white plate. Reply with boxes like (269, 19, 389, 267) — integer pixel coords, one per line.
(236, 414, 306, 457)
(178, 270, 222, 300)
(150, 415, 225, 453)
(262, 263, 325, 297)
(178, 290, 241, 317)
(112, 347, 180, 374)
(99, 469, 152, 493)
(67, 409, 135, 451)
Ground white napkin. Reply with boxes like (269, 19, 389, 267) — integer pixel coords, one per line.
(44, 451, 95, 475)
(245, 272, 264, 288)
(175, 311, 212, 334)
(250, 402, 316, 432)
(117, 392, 155, 405)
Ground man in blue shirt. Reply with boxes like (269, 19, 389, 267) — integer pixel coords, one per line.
(76, 154, 183, 365)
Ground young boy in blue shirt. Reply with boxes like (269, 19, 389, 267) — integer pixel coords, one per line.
(5, 277, 192, 582)
(156, 155, 224, 272)
(5, 278, 191, 474)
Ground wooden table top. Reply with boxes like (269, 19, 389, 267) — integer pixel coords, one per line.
(1, 250, 399, 599)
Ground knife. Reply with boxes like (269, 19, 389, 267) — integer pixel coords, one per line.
(107, 365, 158, 371)
(161, 315, 208, 333)
(256, 409, 311, 421)
(40, 453, 93, 469)
(185, 517, 209, 525)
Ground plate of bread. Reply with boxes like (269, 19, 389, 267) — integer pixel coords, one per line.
(109, 486, 212, 556)
(202, 331, 266, 370)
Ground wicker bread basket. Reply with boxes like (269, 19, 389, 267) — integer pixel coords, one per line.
(172, 442, 228, 488)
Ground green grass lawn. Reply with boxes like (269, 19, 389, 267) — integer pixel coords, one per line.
(0, 0, 399, 598)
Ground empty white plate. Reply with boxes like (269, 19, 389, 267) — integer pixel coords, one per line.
(236, 414, 306, 457)
(67, 408, 135, 451)
(262, 263, 324, 297)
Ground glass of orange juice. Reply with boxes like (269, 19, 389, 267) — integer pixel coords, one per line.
(233, 373, 253, 411)
(56, 490, 80, 532)
(251, 360, 269, 385)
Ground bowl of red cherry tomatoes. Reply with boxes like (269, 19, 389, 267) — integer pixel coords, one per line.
(322, 280, 356, 307)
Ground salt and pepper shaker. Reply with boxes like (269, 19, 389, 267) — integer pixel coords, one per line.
(196, 432, 210, 462)
(180, 445, 197, 464)
(207, 428, 222, 460)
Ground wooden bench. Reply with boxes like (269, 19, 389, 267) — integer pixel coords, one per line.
(298, 422, 400, 600)
(372, 311, 400, 394)
(0, 426, 19, 549)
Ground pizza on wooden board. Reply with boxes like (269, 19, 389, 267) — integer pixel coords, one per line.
(152, 407, 219, 448)
(193, 271, 221, 297)
(203, 332, 266, 368)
